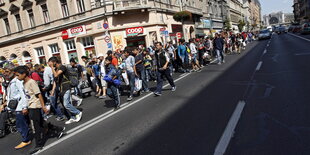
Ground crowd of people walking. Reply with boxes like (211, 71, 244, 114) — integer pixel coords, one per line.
(0, 31, 256, 154)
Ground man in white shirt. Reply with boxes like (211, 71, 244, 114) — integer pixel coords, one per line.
(189, 39, 202, 72)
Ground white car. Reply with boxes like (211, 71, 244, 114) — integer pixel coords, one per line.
(258, 29, 271, 40)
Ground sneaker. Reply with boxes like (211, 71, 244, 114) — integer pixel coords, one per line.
(29, 146, 43, 155)
(55, 116, 65, 122)
(65, 118, 75, 125)
(76, 98, 83, 107)
(154, 92, 162, 96)
(171, 86, 176, 92)
(74, 112, 82, 122)
(114, 105, 121, 111)
(57, 127, 66, 139)
(15, 141, 31, 149)
(127, 96, 133, 101)
(197, 69, 202, 72)
(144, 89, 150, 93)
(99, 96, 106, 99)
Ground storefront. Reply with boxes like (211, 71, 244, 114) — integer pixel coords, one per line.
(125, 27, 146, 48)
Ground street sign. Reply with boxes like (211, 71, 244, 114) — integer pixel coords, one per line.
(176, 32, 182, 38)
(104, 36, 111, 43)
(103, 22, 109, 29)
(107, 43, 112, 49)
(161, 30, 169, 36)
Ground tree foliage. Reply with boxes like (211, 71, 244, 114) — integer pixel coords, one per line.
(238, 20, 246, 32)
(173, 11, 192, 22)
(224, 18, 232, 31)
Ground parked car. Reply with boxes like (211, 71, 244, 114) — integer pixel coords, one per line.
(301, 23, 310, 35)
(292, 25, 302, 33)
(258, 29, 271, 40)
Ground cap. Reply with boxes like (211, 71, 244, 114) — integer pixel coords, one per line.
(97, 54, 104, 58)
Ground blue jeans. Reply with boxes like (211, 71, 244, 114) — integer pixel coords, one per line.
(63, 89, 80, 119)
(137, 69, 148, 91)
(216, 49, 224, 63)
(46, 88, 63, 118)
(107, 83, 120, 107)
(155, 68, 175, 93)
(16, 112, 30, 142)
(127, 72, 135, 97)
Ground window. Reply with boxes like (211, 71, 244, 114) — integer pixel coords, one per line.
(36, 47, 45, 57)
(35, 47, 46, 64)
(15, 14, 23, 31)
(49, 44, 60, 54)
(95, 0, 103, 7)
(65, 40, 76, 51)
(41, 4, 50, 23)
(28, 9, 35, 27)
(82, 36, 94, 48)
(77, 0, 85, 13)
(60, 0, 69, 17)
(3, 18, 11, 35)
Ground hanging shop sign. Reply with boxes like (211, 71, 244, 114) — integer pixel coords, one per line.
(126, 27, 144, 36)
(62, 25, 86, 40)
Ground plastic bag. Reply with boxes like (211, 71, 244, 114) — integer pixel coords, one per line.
(134, 78, 142, 92)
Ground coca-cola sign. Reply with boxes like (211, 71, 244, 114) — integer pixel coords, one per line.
(62, 25, 86, 39)
(126, 27, 144, 36)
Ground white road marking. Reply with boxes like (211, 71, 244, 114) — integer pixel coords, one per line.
(38, 72, 191, 154)
(295, 53, 310, 56)
(288, 33, 310, 42)
(256, 61, 263, 71)
(214, 101, 246, 155)
(263, 49, 267, 55)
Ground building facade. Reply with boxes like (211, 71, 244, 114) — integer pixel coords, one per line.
(293, 0, 310, 23)
(263, 11, 294, 26)
(248, 0, 261, 30)
(0, 0, 207, 65)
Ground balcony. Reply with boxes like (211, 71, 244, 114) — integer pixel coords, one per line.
(113, 0, 149, 11)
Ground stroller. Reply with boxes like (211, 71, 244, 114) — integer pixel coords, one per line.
(0, 109, 17, 138)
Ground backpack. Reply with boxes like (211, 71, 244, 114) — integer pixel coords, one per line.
(64, 65, 79, 87)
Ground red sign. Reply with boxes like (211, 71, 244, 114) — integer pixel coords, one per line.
(176, 32, 182, 38)
(61, 30, 69, 40)
(126, 27, 144, 36)
(61, 25, 86, 40)
(160, 28, 166, 31)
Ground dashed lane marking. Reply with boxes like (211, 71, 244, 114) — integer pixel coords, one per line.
(256, 61, 263, 71)
(263, 49, 267, 55)
(214, 101, 246, 155)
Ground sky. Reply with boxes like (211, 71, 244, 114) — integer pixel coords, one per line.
(260, 0, 294, 15)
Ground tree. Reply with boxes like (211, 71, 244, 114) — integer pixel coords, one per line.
(238, 20, 246, 32)
(224, 18, 232, 31)
(173, 11, 192, 40)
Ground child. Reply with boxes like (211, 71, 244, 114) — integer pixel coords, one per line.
(104, 57, 121, 110)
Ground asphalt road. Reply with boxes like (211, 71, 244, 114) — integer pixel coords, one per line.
(226, 33, 310, 155)
(1, 33, 309, 155)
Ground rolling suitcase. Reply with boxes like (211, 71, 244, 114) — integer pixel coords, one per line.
(80, 81, 92, 98)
